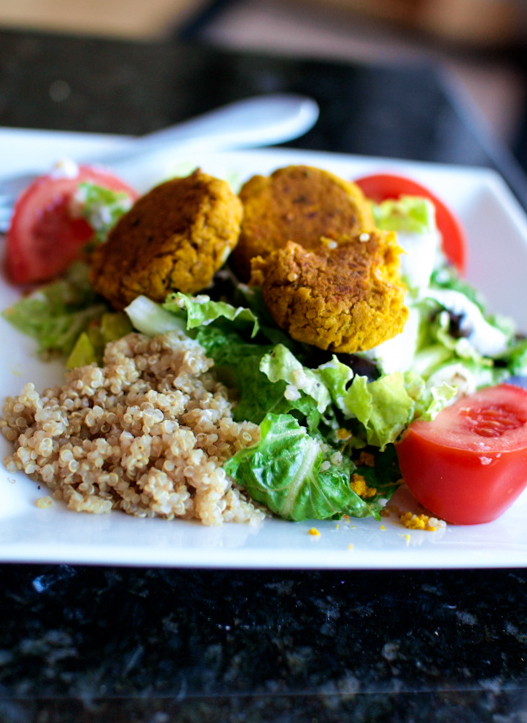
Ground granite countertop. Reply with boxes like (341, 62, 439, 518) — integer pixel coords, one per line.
(1, 27, 527, 723)
(3, 565, 527, 722)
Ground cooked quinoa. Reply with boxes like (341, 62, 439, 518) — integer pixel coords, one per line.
(0, 331, 264, 526)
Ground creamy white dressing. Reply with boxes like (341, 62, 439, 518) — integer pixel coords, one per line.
(357, 217, 440, 373)
(426, 362, 478, 396)
(398, 228, 441, 292)
(425, 361, 495, 397)
(362, 305, 421, 374)
(421, 288, 509, 357)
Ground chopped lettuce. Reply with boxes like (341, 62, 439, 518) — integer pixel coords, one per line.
(224, 413, 357, 521)
(336, 373, 416, 449)
(232, 284, 303, 349)
(409, 266, 520, 392)
(430, 265, 486, 310)
(5, 170, 527, 528)
(412, 343, 454, 379)
(66, 311, 133, 368)
(425, 359, 506, 394)
(319, 359, 455, 448)
(432, 309, 491, 365)
(74, 181, 133, 243)
(125, 295, 187, 336)
(2, 181, 135, 362)
(352, 443, 402, 505)
(225, 414, 402, 521)
(65, 331, 98, 368)
(2, 261, 133, 369)
(259, 344, 331, 413)
(123, 297, 333, 431)
(1, 262, 107, 358)
(494, 337, 527, 376)
(165, 292, 260, 337)
(419, 289, 509, 359)
(124, 294, 455, 451)
(373, 195, 436, 234)
(126, 293, 261, 339)
(195, 326, 325, 429)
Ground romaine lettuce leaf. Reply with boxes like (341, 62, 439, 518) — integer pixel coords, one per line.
(125, 295, 187, 336)
(419, 289, 509, 359)
(433, 310, 489, 365)
(66, 311, 133, 368)
(259, 344, 331, 413)
(412, 343, 455, 379)
(165, 292, 259, 337)
(319, 359, 455, 448)
(224, 413, 362, 521)
(352, 443, 402, 506)
(336, 373, 414, 448)
(494, 337, 527, 376)
(65, 331, 98, 368)
(127, 293, 261, 340)
(373, 196, 436, 234)
(124, 294, 456, 451)
(233, 284, 304, 350)
(124, 296, 328, 428)
(2, 262, 107, 357)
(430, 264, 486, 310)
(196, 326, 323, 428)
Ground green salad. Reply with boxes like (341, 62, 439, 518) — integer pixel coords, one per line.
(4, 177, 527, 524)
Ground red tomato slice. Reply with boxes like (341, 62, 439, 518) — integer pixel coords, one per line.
(6, 164, 138, 284)
(396, 384, 527, 524)
(354, 172, 467, 274)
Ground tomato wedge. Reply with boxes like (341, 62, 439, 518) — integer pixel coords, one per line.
(6, 164, 138, 285)
(354, 172, 467, 274)
(396, 384, 527, 524)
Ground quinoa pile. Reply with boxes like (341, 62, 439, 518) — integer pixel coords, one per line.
(0, 331, 264, 526)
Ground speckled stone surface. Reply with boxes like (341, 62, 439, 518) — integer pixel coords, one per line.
(2, 26, 527, 723)
(2, 565, 527, 722)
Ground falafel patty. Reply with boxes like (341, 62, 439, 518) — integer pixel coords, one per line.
(90, 169, 243, 309)
(231, 165, 374, 280)
(250, 231, 408, 353)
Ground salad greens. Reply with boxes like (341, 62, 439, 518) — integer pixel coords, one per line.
(1, 262, 107, 358)
(320, 364, 455, 449)
(166, 292, 260, 337)
(373, 195, 436, 235)
(224, 413, 355, 521)
(3, 183, 527, 524)
(1, 259, 131, 368)
(73, 181, 134, 244)
(66, 310, 133, 368)
(1, 182, 135, 366)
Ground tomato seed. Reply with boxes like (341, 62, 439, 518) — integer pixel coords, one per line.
(461, 405, 525, 437)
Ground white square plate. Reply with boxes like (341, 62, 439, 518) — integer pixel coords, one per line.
(2, 127, 527, 569)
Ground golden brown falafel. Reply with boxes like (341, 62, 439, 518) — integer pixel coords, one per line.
(90, 169, 243, 309)
(231, 165, 374, 280)
(249, 231, 408, 353)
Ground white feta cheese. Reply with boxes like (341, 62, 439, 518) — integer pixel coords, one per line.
(49, 158, 79, 179)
